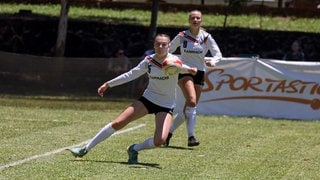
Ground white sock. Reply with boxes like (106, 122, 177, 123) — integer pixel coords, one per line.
(185, 106, 197, 137)
(134, 137, 155, 152)
(85, 123, 116, 151)
(169, 112, 185, 133)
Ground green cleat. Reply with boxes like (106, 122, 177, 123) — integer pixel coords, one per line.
(127, 144, 138, 164)
(68, 147, 87, 158)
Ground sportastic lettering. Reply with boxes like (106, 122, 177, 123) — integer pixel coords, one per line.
(203, 69, 320, 95)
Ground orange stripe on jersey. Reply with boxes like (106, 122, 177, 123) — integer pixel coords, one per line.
(146, 56, 163, 69)
(179, 31, 208, 45)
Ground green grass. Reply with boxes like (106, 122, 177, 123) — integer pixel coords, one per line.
(1, 3, 320, 33)
(1, 95, 320, 179)
(1, 4, 320, 178)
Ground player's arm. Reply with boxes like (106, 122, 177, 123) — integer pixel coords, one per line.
(98, 82, 109, 97)
(98, 60, 148, 97)
(205, 34, 222, 67)
(169, 34, 181, 53)
(180, 64, 197, 75)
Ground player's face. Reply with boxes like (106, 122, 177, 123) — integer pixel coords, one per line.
(154, 36, 169, 57)
(189, 11, 202, 28)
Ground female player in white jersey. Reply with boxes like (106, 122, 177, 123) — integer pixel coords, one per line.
(69, 34, 197, 164)
(164, 10, 222, 147)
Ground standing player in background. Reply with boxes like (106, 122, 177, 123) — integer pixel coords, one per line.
(69, 34, 197, 164)
(164, 10, 222, 147)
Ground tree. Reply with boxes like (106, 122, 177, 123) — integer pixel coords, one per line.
(278, 0, 283, 8)
(147, 0, 159, 49)
(223, 0, 251, 28)
(54, 0, 69, 57)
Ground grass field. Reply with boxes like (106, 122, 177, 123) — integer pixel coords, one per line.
(1, 3, 320, 179)
(1, 3, 320, 33)
(1, 95, 320, 179)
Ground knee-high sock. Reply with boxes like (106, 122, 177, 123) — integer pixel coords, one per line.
(185, 106, 197, 137)
(169, 112, 185, 133)
(85, 123, 116, 151)
(134, 137, 155, 152)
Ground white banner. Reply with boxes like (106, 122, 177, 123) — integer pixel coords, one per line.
(195, 58, 320, 120)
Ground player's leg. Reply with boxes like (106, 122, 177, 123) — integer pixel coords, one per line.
(163, 111, 185, 146)
(128, 111, 172, 164)
(69, 100, 148, 158)
(186, 84, 202, 146)
(164, 86, 186, 147)
(179, 77, 200, 146)
(85, 100, 147, 151)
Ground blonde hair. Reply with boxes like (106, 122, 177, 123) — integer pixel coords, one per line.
(189, 10, 202, 19)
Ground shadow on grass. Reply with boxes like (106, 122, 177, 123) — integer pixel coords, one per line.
(69, 159, 161, 169)
(162, 145, 195, 150)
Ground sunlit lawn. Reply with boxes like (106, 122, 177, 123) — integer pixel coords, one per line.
(1, 95, 320, 179)
(0, 3, 319, 33)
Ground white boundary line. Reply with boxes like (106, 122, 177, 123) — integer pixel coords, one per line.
(0, 124, 145, 171)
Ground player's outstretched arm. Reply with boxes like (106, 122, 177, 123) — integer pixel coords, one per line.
(204, 57, 221, 67)
(98, 82, 110, 97)
(187, 67, 197, 75)
(180, 64, 197, 76)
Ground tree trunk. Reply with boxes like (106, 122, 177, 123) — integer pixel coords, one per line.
(54, 0, 69, 57)
(147, 0, 159, 49)
(278, 0, 283, 8)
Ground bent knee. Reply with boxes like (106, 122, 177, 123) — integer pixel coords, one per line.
(186, 100, 197, 107)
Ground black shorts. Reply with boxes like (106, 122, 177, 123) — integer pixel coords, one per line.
(178, 70, 205, 86)
(138, 96, 173, 115)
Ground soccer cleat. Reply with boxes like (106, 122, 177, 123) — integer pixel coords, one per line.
(188, 136, 200, 147)
(127, 144, 138, 164)
(163, 132, 173, 147)
(69, 147, 88, 158)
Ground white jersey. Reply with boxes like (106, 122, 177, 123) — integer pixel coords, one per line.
(107, 53, 181, 109)
(169, 29, 222, 71)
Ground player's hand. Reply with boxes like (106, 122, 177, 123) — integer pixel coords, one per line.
(205, 60, 215, 67)
(188, 67, 198, 76)
(98, 82, 109, 97)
